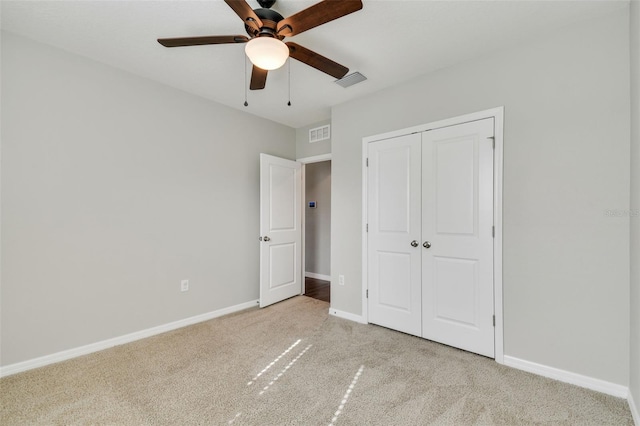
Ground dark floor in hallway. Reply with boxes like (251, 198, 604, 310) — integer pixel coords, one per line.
(304, 277, 330, 303)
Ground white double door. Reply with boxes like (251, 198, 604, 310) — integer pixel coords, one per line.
(367, 118, 495, 358)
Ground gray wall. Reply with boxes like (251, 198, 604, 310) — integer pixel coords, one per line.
(305, 161, 331, 277)
(1, 32, 295, 366)
(630, 0, 640, 415)
(296, 120, 331, 159)
(330, 11, 630, 386)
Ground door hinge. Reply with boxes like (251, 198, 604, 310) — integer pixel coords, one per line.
(488, 136, 495, 149)
(493, 315, 495, 327)
(366, 289, 369, 298)
(366, 223, 368, 232)
(492, 226, 495, 238)
(366, 158, 369, 167)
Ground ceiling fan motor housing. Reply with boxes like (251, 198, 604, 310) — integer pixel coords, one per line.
(245, 8, 285, 38)
(257, 0, 277, 8)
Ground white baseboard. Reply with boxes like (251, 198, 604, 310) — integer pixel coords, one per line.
(629, 389, 639, 426)
(0, 299, 259, 378)
(305, 272, 331, 281)
(329, 308, 367, 324)
(503, 355, 628, 399)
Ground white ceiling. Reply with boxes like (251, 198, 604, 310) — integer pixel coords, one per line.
(1, 0, 628, 128)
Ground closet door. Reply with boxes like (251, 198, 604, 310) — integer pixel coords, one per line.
(421, 118, 495, 357)
(367, 134, 422, 336)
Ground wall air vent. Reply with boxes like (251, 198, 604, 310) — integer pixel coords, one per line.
(309, 124, 331, 143)
(335, 72, 367, 88)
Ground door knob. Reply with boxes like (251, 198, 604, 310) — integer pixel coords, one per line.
(263, 236, 271, 242)
(423, 241, 431, 249)
(410, 240, 419, 247)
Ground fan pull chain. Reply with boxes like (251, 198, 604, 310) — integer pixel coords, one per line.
(287, 58, 292, 107)
(244, 55, 249, 107)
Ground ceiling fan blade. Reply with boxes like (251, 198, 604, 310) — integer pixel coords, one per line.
(250, 65, 268, 90)
(286, 42, 348, 79)
(224, 0, 263, 32)
(158, 35, 249, 47)
(277, 0, 362, 37)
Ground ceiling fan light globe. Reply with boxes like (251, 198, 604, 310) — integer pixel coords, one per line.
(245, 37, 289, 70)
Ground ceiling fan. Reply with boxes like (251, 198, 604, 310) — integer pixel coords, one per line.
(157, 0, 363, 90)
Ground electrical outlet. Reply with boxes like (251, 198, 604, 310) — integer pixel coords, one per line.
(181, 279, 189, 292)
(339, 275, 345, 286)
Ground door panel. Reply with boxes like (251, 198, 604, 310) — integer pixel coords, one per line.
(260, 154, 302, 308)
(377, 251, 412, 311)
(270, 166, 297, 230)
(269, 243, 296, 289)
(433, 256, 478, 326)
(435, 139, 477, 235)
(422, 118, 494, 357)
(378, 147, 412, 233)
(367, 134, 422, 337)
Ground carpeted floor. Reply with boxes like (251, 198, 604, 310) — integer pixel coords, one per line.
(0, 296, 634, 425)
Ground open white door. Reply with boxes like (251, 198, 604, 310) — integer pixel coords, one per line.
(259, 154, 302, 308)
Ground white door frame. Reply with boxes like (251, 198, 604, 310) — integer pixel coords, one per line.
(297, 153, 332, 295)
(361, 107, 505, 364)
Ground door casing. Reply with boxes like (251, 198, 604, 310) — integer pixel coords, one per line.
(361, 107, 505, 364)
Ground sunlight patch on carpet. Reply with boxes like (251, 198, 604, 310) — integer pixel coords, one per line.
(329, 365, 364, 426)
(227, 412, 242, 424)
(259, 344, 312, 396)
(248, 339, 301, 386)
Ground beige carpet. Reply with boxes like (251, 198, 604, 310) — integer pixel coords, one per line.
(0, 296, 634, 425)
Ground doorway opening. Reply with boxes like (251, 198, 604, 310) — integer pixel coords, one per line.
(299, 155, 331, 303)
